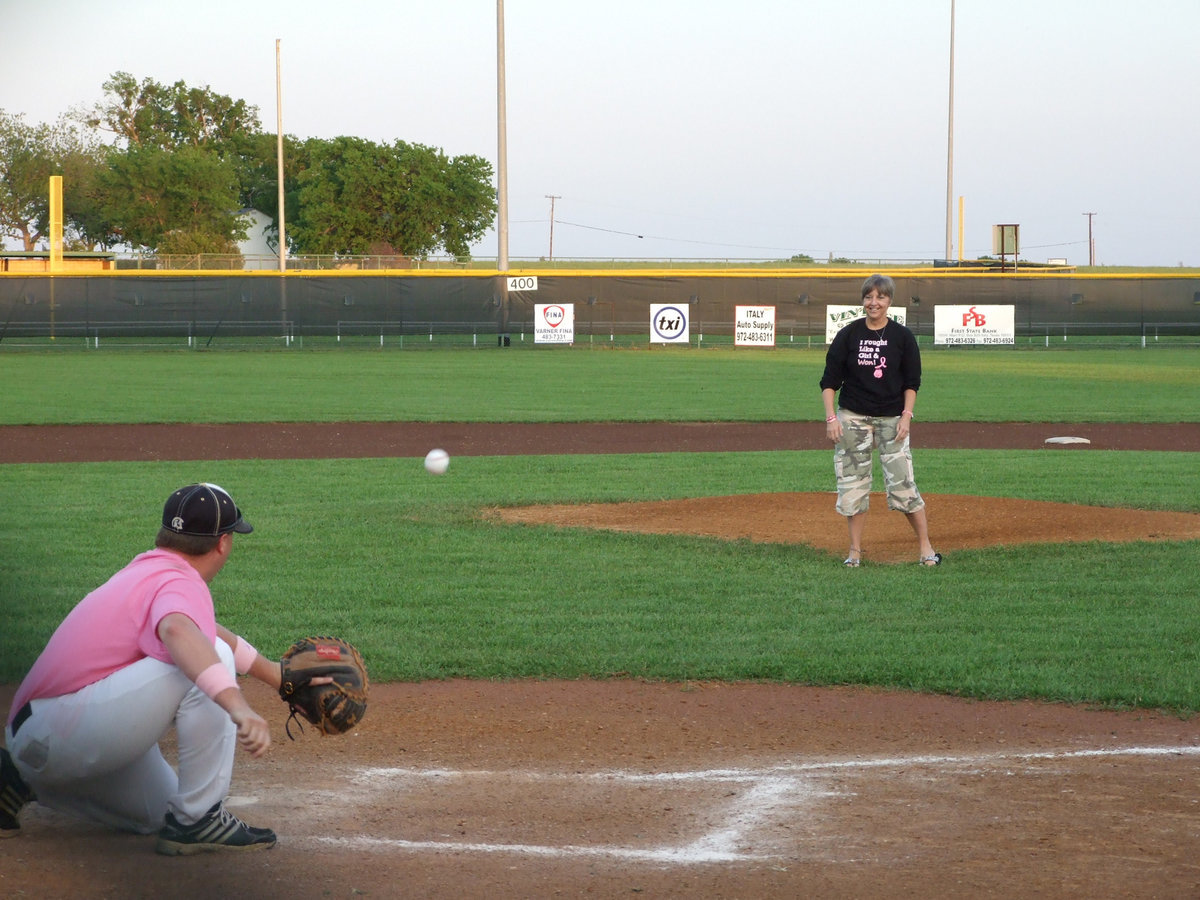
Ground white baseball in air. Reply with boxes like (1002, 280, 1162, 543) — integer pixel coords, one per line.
(424, 448, 450, 475)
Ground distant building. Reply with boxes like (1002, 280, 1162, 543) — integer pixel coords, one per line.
(237, 209, 279, 269)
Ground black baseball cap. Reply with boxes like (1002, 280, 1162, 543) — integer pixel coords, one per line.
(162, 483, 253, 536)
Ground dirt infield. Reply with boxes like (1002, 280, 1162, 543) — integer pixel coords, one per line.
(4, 679, 1200, 899)
(3, 420, 1199, 463)
(4, 422, 1200, 898)
(492, 491, 1200, 564)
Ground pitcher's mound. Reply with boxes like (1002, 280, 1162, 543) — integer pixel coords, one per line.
(492, 493, 1200, 564)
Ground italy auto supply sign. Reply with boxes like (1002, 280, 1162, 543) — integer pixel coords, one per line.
(735, 305, 776, 346)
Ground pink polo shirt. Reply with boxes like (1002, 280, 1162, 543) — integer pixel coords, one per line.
(7, 548, 217, 724)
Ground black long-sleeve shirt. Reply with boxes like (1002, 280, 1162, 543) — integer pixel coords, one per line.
(819, 318, 922, 417)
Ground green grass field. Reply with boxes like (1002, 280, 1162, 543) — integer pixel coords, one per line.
(2, 348, 1199, 711)
(2, 346, 1197, 424)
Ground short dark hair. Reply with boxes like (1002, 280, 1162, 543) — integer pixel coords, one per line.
(155, 527, 221, 556)
(861, 274, 895, 299)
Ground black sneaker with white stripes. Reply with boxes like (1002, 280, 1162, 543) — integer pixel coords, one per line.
(1, 747, 36, 837)
(155, 801, 277, 855)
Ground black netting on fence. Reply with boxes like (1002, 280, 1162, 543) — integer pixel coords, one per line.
(1, 273, 1197, 343)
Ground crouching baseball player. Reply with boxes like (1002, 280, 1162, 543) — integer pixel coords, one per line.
(2, 483, 281, 854)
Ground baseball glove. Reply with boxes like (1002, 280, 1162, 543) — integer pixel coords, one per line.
(278, 636, 368, 738)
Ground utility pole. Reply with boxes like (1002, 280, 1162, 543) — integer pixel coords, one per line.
(545, 194, 560, 260)
(1083, 212, 1096, 266)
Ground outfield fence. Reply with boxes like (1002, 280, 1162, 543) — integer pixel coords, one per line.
(2, 270, 1197, 350)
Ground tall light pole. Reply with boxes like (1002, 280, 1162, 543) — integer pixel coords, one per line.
(1083, 212, 1096, 266)
(496, 0, 509, 272)
(275, 39, 286, 274)
(545, 194, 560, 260)
(276, 39, 288, 341)
(944, 0, 956, 262)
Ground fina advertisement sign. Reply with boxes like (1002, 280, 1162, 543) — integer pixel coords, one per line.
(934, 305, 1015, 345)
(825, 306, 906, 344)
(650, 303, 690, 344)
(534, 303, 574, 344)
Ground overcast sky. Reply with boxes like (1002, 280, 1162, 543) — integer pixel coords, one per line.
(3, 0, 1197, 266)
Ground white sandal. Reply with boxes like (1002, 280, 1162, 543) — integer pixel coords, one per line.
(844, 549, 862, 568)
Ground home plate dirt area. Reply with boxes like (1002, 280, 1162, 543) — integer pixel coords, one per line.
(2, 421, 1199, 899)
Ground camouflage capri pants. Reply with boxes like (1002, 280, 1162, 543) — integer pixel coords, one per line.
(833, 410, 925, 517)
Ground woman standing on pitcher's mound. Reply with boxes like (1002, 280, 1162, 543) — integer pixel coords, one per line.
(819, 274, 941, 568)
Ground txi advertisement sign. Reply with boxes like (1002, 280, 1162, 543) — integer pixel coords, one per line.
(650, 303, 690, 343)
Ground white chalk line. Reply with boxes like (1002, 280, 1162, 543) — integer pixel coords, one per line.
(350, 743, 1200, 785)
(317, 835, 759, 863)
(310, 744, 1200, 864)
(316, 775, 811, 864)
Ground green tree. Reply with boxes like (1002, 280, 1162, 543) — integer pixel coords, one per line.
(439, 154, 498, 259)
(156, 226, 242, 269)
(238, 131, 306, 248)
(95, 144, 246, 252)
(289, 136, 496, 258)
(84, 71, 261, 152)
(9, 73, 497, 260)
(60, 143, 120, 250)
(0, 111, 58, 250)
(76, 72, 261, 254)
(0, 110, 108, 250)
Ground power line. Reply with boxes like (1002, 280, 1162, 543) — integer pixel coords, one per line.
(1021, 239, 1087, 250)
(555, 220, 642, 239)
(543, 218, 1089, 258)
(554, 220, 803, 253)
